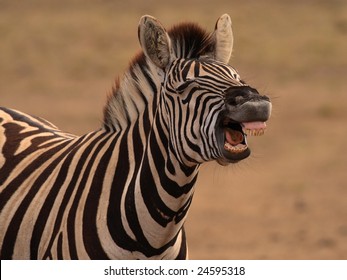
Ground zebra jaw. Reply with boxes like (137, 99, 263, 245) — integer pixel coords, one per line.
(223, 120, 266, 154)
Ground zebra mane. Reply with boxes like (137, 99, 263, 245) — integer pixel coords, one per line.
(103, 22, 215, 130)
(168, 22, 215, 59)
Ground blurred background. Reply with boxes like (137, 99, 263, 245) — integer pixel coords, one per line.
(1, 0, 346, 259)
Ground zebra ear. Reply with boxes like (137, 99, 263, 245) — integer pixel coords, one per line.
(214, 14, 233, 63)
(138, 15, 172, 69)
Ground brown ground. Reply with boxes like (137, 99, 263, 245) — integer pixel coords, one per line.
(1, 0, 347, 259)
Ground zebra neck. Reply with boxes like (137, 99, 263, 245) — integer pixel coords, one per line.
(136, 132, 199, 223)
(101, 59, 202, 256)
(128, 155, 199, 256)
(103, 59, 163, 131)
(126, 104, 200, 252)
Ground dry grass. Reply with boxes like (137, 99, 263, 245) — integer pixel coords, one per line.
(1, 0, 347, 259)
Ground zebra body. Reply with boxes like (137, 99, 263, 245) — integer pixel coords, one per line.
(0, 107, 194, 259)
(0, 15, 271, 259)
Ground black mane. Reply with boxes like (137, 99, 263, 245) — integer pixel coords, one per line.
(168, 22, 215, 58)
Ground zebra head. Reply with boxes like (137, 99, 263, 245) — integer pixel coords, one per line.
(138, 15, 272, 166)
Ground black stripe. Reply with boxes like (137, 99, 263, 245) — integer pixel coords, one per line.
(107, 127, 139, 252)
(180, 60, 194, 79)
(151, 125, 196, 195)
(32, 133, 98, 259)
(175, 228, 187, 260)
(198, 97, 222, 159)
(82, 133, 120, 259)
(0, 122, 59, 187)
(65, 133, 113, 260)
(140, 157, 176, 227)
(57, 232, 63, 260)
(0, 140, 74, 259)
(194, 61, 200, 77)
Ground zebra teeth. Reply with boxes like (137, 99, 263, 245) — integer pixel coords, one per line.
(242, 125, 266, 137)
(244, 128, 265, 136)
(224, 142, 248, 154)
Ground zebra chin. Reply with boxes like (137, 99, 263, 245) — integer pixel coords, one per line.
(216, 143, 251, 165)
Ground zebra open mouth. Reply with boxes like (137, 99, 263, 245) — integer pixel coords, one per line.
(220, 118, 267, 162)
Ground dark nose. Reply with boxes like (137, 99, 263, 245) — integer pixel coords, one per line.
(224, 86, 272, 123)
(225, 86, 270, 107)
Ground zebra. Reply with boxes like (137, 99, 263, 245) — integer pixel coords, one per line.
(0, 14, 271, 259)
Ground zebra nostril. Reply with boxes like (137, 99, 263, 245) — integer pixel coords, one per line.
(224, 86, 254, 106)
(225, 95, 246, 106)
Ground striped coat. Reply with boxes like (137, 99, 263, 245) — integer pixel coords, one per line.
(0, 14, 271, 259)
